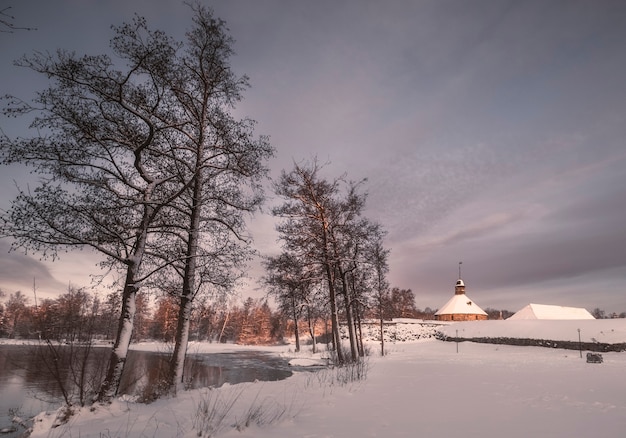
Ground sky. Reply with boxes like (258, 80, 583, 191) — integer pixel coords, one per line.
(1, 0, 625, 313)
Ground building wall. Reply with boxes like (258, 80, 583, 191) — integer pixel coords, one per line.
(436, 314, 488, 322)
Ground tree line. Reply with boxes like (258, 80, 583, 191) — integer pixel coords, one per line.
(2, 285, 622, 345)
(0, 287, 282, 344)
(0, 286, 435, 344)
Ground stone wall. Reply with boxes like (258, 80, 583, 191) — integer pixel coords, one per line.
(436, 314, 488, 322)
(438, 334, 626, 352)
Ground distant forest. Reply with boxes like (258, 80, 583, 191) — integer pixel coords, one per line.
(1, 287, 622, 344)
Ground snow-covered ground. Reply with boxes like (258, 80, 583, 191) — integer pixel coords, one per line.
(25, 319, 626, 437)
(437, 318, 626, 344)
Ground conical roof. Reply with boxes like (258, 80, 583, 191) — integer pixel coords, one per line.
(435, 293, 487, 316)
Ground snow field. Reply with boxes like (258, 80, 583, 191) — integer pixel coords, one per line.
(27, 319, 626, 438)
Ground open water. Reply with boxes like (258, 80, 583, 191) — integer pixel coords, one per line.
(0, 344, 294, 437)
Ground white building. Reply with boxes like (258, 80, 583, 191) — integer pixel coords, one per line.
(435, 279, 488, 321)
(507, 303, 595, 320)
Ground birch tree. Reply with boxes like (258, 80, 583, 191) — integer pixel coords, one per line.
(0, 15, 196, 402)
(145, 5, 272, 392)
(272, 159, 391, 362)
(273, 160, 377, 363)
(273, 160, 345, 363)
(2, 3, 272, 398)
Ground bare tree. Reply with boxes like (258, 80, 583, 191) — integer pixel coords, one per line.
(4, 290, 29, 338)
(273, 160, 345, 363)
(151, 295, 179, 342)
(127, 4, 273, 393)
(385, 288, 419, 319)
(99, 291, 122, 341)
(0, 14, 198, 401)
(272, 159, 383, 363)
(0, 6, 35, 33)
(1, 4, 272, 400)
(263, 252, 311, 352)
(365, 228, 390, 356)
(592, 308, 606, 319)
(32, 286, 106, 408)
(0, 288, 6, 337)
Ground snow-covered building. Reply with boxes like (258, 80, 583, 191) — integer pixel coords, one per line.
(508, 303, 595, 320)
(435, 278, 488, 321)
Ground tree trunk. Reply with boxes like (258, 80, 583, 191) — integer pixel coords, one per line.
(340, 270, 358, 362)
(320, 219, 343, 364)
(98, 201, 153, 403)
(97, 268, 139, 402)
(325, 263, 343, 364)
(169, 295, 192, 392)
(379, 300, 385, 357)
(291, 293, 300, 353)
(307, 306, 317, 354)
(349, 272, 365, 357)
(168, 157, 203, 392)
(355, 303, 364, 357)
(218, 309, 230, 343)
(10, 314, 19, 339)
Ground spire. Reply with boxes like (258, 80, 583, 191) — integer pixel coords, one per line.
(455, 261, 465, 295)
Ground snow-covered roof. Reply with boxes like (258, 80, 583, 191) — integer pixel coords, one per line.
(435, 293, 487, 316)
(507, 303, 594, 320)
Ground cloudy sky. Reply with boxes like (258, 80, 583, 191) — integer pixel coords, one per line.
(1, 0, 625, 313)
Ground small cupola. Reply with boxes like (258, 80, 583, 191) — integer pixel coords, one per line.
(455, 278, 465, 295)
